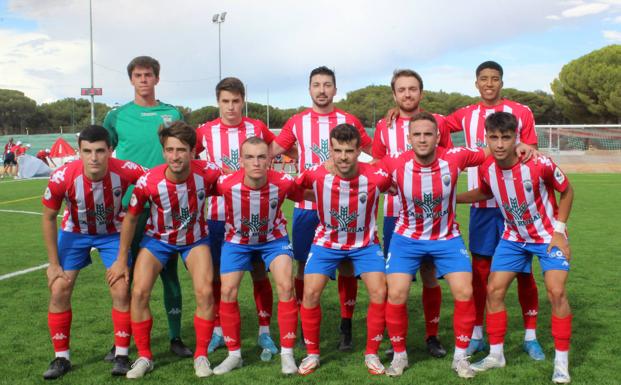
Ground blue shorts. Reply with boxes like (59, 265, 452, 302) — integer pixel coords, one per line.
(491, 239, 570, 274)
(292, 208, 319, 262)
(220, 237, 294, 274)
(386, 233, 471, 278)
(57, 231, 130, 271)
(305, 243, 385, 278)
(208, 220, 226, 267)
(139, 235, 211, 267)
(469, 207, 505, 257)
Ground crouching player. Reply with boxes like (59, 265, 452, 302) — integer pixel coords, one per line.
(107, 121, 221, 378)
(41, 125, 146, 379)
(459, 112, 574, 384)
(296, 124, 392, 375)
(212, 137, 310, 375)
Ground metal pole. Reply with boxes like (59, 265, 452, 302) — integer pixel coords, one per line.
(89, 0, 95, 124)
(266, 89, 270, 129)
(218, 22, 222, 81)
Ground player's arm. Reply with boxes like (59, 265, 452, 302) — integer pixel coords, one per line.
(102, 109, 118, 150)
(42, 206, 71, 288)
(515, 142, 541, 163)
(106, 210, 138, 286)
(456, 188, 493, 204)
(548, 182, 574, 259)
(384, 107, 399, 126)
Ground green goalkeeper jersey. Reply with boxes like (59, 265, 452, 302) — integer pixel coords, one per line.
(103, 101, 182, 205)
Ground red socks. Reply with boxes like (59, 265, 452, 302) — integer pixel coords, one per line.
(253, 278, 273, 327)
(213, 281, 221, 327)
(278, 299, 298, 349)
(385, 302, 408, 353)
(194, 315, 215, 358)
(422, 285, 442, 338)
(111, 308, 131, 350)
(365, 302, 386, 355)
(131, 318, 153, 359)
(338, 275, 357, 319)
(472, 257, 492, 326)
(300, 305, 321, 354)
(219, 301, 241, 351)
(294, 278, 304, 306)
(486, 310, 507, 345)
(517, 273, 539, 330)
(551, 314, 572, 351)
(48, 310, 72, 353)
(453, 299, 476, 349)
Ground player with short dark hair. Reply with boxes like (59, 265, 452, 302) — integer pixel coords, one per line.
(271, 67, 374, 351)
(457, 112, 574, 384)
(41, 125, 146, 379)
(103, 56, 191, 360)
(195, 77, 280, 359)
(295, 124, 391, 375)
(444, 61, 543, 359)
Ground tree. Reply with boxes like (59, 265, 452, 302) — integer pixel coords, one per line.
(0, 89, 38, 135)
(502, 88, 567, 124)
(551, 45, 621, 123)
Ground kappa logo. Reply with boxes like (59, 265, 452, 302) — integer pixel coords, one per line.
(429, 316, 440, 324)
(223, 336, 236, 343)
(122, 161, 140, 170)
(456, 334, 471, 343)
(50, 167, 67, 184)
(115, 331, 130, 338)
(221, 150, 241, 171)
(281, 173, 294, 181)
(371, 334, 383, 342)
(524, 310, 538, 317)
(258, 310, 271, 318)
(304, 338, 315, 345)
(168, 307, 182, 315)
(136, 174, 149, 189)
(204, 161, 220, 171)
(343, 299, 356, 306)
(311, 139, 330, 162)
(283, 332, 296, 340)
(374, 168, 389, 178)
(390, 336, 404, 343)
(52, 333, 68, 340)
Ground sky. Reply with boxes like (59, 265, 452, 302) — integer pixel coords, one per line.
(0, 0, 620, 110)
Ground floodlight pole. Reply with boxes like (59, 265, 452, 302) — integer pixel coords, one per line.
(213, 12, 227, 81)
(89, 0, 95, 124)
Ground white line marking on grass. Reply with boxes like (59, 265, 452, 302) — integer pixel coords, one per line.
(0, 263, 49, 281)
(0, 209, 41, 216)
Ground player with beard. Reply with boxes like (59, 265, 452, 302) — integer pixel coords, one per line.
(271, 67, 373, 351)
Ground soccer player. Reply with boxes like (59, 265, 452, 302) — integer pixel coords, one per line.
(271, 66, 373, 350)
(211, 137, 308, 375)
(2, 137, 16, 177)
(372, 69, 453, 358)
(103, 56, 192, 359)
(295, 124, 390, 375)
(458, 112, 574, 384)
(41, 125, 146, 379)
(195, 77, 279, 359)
(380, 112, 502, 379)
(37, 148, 56, 167)
(108, 121, 220, 378)
(444, 61, 543, 359)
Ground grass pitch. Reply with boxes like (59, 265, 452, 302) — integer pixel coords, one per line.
(0, 174, 619, 385)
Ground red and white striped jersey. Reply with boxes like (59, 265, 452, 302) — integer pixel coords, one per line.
(196, 117, 275, 222)
(380, 147, 487, 241)
(478, 155, 569, 243)
(275, 108, 372, 210)
(296, 163, 391, 250)
(217, 169, 304, 244)
(128, 160, 221, 246)
(445, 99, 537, 208)
(42, 158, 146, 235)
(372, 114, 453, 217)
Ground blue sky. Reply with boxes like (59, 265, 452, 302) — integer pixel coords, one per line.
(0, 0, 619, 110)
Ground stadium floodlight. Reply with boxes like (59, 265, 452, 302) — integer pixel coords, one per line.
(212, 11, 227, 80)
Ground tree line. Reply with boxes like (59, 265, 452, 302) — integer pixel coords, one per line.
(0, 45, 618, 136)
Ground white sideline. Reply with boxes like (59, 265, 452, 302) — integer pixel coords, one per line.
(0, 263, 49, 281)
(0, 209, 42, 216)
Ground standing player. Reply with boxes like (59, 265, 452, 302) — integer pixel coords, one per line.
(108, 121, 220, 378)
(373, 69, 453, 358)
(444, 61, 543, 359)
(271, 66, 373, 350)
(295, 124, 390, 375)
(103, 56, 192, 359)
(457, 112, 574, 384)
(2, 137, 16, 177)
(211, 137, 306, 375)
(195, 77, 278, 359)
(41, 126, 145, 379)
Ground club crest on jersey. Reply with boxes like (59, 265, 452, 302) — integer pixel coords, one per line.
(554, 167, 565, 184)
(130, 194, 138, 207)
(270, 198, 278, 209)
(311, 139, 330, 162)
(173, 207, 197, 229)
(161, 114, 173, 127)
(113, 186, 122, 197)
(44, 187, 52, 200)
(359, 192, 368, 204)
(523, 179, 533, 193)
(240, 214, 269, 237)
(328, 206, 360, 232)
(411, 193, 446, 219)
(197, 188, 206, 201)
(442, 174, 451, 186)
(221, 150, 240, 171)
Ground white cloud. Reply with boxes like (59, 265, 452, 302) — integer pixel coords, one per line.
(603, 29, 621, 40)
(562, 2, 610, 17)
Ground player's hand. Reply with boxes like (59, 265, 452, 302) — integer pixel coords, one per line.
(516, 143, 541, 163)
(385, 107, 399, 125)
(387, 185, 398, 195)
(548, 232, 571, 261)
(47, 263, 71, 288)
(106, 260, 129, 286)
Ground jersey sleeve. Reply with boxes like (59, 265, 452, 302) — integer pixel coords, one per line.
(371, 120, 387, 159)
(283, 174, 305, 202)
(351, 115, 372, 148)
(42, 169, 67, 210)
(122, 160, 148, 184)
(477, 165, 493, 196)
(295, 168, 315, 190)
(519, 108, 538, 146)
(539, 157, 569, 193)
(444, 109, 464, 133)
(435, 114, 454, 149)
(369, 165, 392, 193)
(103, 109, 119, 149)
(200, 161, 223, 195)
(195, 125, 207, 159)
(449, 147, 487, 169)
(258, 121, 276, 144)
(274, 117, 297, 151)
(127, 174, 149, 215)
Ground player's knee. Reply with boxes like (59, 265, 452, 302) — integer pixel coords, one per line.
(546, 285, 566, 306)
(387, 287, 408, 304)
(302, 288, 322, 307)
(220, 284, 238, 302)
(453, 285, 473, 301)
(276, 280, 293, 300)
(486, 282, 505, 301)
(49, 285, 72, 307)
(195, 286, 214, 309)
(131, 285, 151, 306)
(369, 287, 386, 304)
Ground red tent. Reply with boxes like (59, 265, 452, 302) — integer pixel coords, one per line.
(49, 137, 76, 157)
